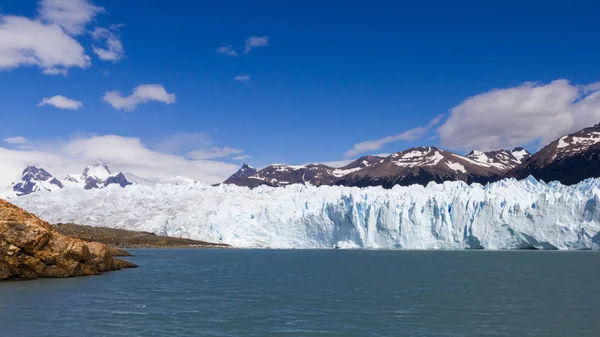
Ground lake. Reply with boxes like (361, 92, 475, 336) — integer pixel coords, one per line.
(1, 249, 599, 336)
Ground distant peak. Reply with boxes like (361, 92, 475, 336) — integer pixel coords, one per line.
(21, 166, 52, 179)
(23, 165, 40, 174)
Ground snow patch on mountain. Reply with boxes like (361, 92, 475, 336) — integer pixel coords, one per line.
(9, 177, 600, 250)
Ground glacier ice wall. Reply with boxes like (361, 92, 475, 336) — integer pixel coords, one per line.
(7, 177, 600, 249)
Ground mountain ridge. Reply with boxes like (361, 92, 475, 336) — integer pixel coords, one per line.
(6, 160, 131, 197)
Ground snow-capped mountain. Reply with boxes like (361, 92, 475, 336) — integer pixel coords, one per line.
(226, 156, 385, 188)
(63, 160, 131, 190)
(8, 166, 64, 197)
(225, 146, 534, 189)
(337, 146, 508, 188)
(231, 164, 338, 187)
(3, 161, 131, 197)
(467, 148, 531, 171)
(10, 177, 600, 250)
(225, 156, 383, 188)
(330, 155, 384, 177)
(507, 124, 600, 184)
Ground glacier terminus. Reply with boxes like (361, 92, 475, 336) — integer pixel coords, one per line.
(8, 176, 600, 250)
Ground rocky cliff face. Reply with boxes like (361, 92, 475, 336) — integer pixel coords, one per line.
(0, 199, 136, 281)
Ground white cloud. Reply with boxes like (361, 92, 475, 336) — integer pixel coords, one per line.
(91, 27, 124, 61)
(216, 44, 238, 56)
(245, 36, 269, 54)
(438, 79, 600, 151)
(0, 135, 240, 188)
(188, 147, 244, 160)
(344, 115, 444, 158)
(3, 137, 27, 145)
(103, 84, 176, 111)
(38, 0, 104, 35)
(153, 133, 212, 154)
(234, 74, 251, 82)
(38, 95, 83, 110)
(232, 155, 251, 161)
(0, 15, 91, 74)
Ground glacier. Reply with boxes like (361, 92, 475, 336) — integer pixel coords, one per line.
(6, 177, 600, 250)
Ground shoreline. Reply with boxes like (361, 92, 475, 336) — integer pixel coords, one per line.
(53, 223, 230, 251)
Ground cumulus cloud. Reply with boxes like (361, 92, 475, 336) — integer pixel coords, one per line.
(3, 137, 27, 145)
(38, 95, 83, 110)
(0, 0, 122, 74)
(344, 115, 444, 158)
(91, 27, 124, 61)
(0, 15, 91, 74)
(234, 74, 251, 82)
(216, 44, 238, 56)
(103, 84, 176, 111)
(38, 0, 104, 35)
(438, 79, 600, 151)
(244, 36, 269, 54)
(188, 147, 244, 160)
(0, 135, 240, 188)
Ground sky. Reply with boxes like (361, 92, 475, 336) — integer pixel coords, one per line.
(1, 0, 600, 186)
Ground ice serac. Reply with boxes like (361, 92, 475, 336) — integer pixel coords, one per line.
(506, 124, 600, 185)
(9, 177, 600, 250)
(8, 166, 64, 197)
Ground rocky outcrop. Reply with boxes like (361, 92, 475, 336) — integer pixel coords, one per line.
(0, 199, 136, 281)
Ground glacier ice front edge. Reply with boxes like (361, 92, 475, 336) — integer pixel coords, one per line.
(7, 177, 600, 250)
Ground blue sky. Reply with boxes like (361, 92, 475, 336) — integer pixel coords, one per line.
(1, 0, 600, 184)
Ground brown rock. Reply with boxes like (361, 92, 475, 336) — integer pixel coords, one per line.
(0, 199, 137, 281)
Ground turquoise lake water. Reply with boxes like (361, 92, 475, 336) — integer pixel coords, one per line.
(1, 249, 599, 336)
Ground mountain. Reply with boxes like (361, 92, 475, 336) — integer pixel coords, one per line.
(330, 155, 384, 177)
(223, 164, 258, 185)
(466, 148, 531, 171)
(63, 160, 131, 190)
(229, 164, 337, 187)
(336, 146, 512, 188)
(224, 147, 536, 189)
(506, 124, 600, 184)
(4, 161, 132, 197)
(224, 156, 384, 188)
(11, 177, 600, 249)
(9, 166, 64, 197)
